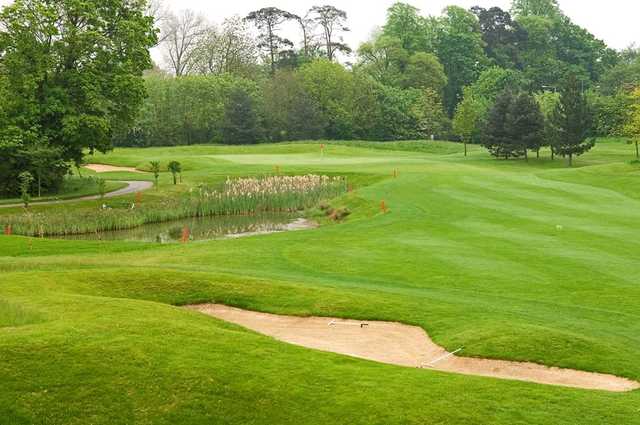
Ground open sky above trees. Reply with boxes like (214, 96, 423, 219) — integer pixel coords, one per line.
(150, 0, 639, 63)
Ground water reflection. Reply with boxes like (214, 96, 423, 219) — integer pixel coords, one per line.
(55, 214, 310, 243)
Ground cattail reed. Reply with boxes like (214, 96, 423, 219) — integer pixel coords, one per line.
(2, 175, 347, 237)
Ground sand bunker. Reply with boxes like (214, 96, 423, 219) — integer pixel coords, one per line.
(187, 304, 639, 392)
(85, 164, 144, 173)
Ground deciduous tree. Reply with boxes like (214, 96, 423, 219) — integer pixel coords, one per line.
(0, 0, 156, 195)
(162, 9, 207, 76)
(623, 87, 640, 160)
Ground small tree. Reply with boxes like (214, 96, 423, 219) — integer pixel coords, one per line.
(509, 92, 545, 161)
(18, 171, 34, 208)
(535, 91, 561, 159)
(482, 91, 521, 159)
(168, 161, 182, 185)
(97, 178, 107, 199)
(150, 161, 161, 187)
(453, 91, 486, 156)
(550, 76, 595, 166)
(623, 87, 640, 160)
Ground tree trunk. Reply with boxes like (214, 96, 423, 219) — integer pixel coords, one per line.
(524, 149, 528, 162)
(636, 141, 639, 159)
(551, 148, 555, 160)
(568, 153, 573, 167)
(536, 149, 540, 159)
(464, 142, 467, 157)
(173, 173, 177, 185)
(37, 173, 41, 198)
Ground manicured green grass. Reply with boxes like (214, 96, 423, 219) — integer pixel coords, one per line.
(0, 177, 126, 206)
(1, 139, 639, 424)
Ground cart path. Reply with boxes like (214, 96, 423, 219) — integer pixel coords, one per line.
(0, 180, 153, 209)
(186, 304, 640, 393)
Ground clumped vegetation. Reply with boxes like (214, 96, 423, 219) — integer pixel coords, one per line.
(1, 175, 346, 236)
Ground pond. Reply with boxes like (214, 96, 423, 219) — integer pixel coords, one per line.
(53, 214, 316, 243)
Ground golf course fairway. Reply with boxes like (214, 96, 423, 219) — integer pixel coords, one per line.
(1, 140, 639, 424)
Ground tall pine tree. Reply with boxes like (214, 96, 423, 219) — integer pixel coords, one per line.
(550, 76, 595, 166)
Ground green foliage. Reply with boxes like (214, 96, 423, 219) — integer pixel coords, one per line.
(510, 0, 561, 18)
(115, 74, 261, 147)
(299, 59, 356, 139)
(222, 87, 263, 145)
(622, 87, 640, 159)
(453, 90, 488, 150)
(550, 76, 595, 165)
(535, 90, 561, 152)
(17, 171, 34, 207)
(168, 161, 182, 185)
(482, 90, 544, 159)
(599, 58, 640, 96)
(97, 178, 107, 199)
(589, 91, 632, 137)
(401, 52, 447, 93)
(471, 7, 527, 69)
(150, 161, 161, 187)
(0, 0, 156, 191)
(382, 2, 434, 53)
(262, 71, 325, 141)
(465, 67, 528, 104)
(435, 6, 489, 115)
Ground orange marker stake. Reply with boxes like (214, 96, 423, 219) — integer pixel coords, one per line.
(4, 225, 12, 236)
(135, 192, 142, 205)
(181, 226, 190, 243)
(381, 200, 388, 214)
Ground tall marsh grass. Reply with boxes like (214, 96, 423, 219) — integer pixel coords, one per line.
(2, 175, 346, 236)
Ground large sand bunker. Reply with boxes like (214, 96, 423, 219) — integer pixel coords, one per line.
(187, 304, 639, 392)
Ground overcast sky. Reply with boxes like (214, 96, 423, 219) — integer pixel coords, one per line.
(1, 0, 638, 56)
(157, 0, 639, 50)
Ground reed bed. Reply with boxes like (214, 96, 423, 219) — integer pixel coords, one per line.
(2, 175, 346, 237)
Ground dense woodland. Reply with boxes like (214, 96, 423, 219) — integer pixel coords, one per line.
(2, 0, 640, 195)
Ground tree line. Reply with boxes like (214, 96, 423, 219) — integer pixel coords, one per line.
(3, 0, 640, 196)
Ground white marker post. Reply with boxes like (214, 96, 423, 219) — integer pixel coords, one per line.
(422, 348, 463, 368)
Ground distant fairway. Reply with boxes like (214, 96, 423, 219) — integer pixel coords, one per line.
(1, 140, 639, 424)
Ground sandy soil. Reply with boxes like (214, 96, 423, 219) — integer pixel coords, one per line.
(85, 164, 144, 173)
(186, 304, 640, 392)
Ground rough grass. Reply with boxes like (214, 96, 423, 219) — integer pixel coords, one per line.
(0, 299, 44, 328)
(0, 139, 639, 424)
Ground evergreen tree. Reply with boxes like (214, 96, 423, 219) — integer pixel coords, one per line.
(550, 75, 595, 166)
(482, 91, 521, 159)
(509, 92, 545, 160)
(222, 88, 262, 144)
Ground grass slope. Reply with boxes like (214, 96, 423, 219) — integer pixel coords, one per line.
(0, 140, 639, 424)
